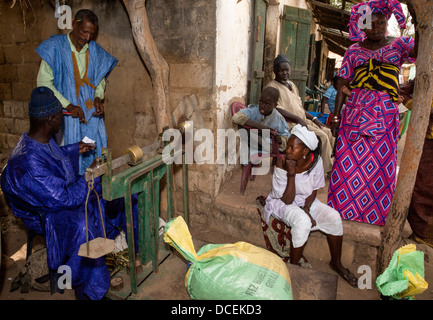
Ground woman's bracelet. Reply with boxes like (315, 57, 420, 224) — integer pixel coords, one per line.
(312, 116, 318, 122)
(330, 115, 341, 123)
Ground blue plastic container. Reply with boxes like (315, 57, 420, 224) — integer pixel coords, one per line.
(308, 111, 329, 124)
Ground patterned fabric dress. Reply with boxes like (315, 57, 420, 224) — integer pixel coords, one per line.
(328, 37, 414, 226)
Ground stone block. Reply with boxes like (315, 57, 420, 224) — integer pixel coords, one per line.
(0, 65, 18, 82)
(181, 170, 215, 195)
(194, 192, 217, 216)
(0, 47, 5, 65)
(133, 112, 157, 139)
(0, 24, 14, 45)
(17, 63, 40, 83)
(341, 220, 382, 247)
(12, 81, 34, 101)
(12, 23, 42, 44)
(169, 63, 213, 89)
(157, 35, 214, 64)
(2, 118, 15, 134)
(189, 35, 215, 63)
(0, 133, 7, 150)
(158, 7, 183, 35)
(6, 133, 20, 149)
(21, 43, 41, 64)
(155, 37, 189, 63)
(3, 45, 23, 64)
(0, 83, 12, 100)
(14, 118, 29, 135)
(3, 100, 28, 118)
(183, 4, 215, 35)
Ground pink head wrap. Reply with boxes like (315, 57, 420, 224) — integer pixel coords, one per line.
(348, 0, 406, 42)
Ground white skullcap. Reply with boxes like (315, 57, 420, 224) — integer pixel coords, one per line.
(291, 124, 318, 151)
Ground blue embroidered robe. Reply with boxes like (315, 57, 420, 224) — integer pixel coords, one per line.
(36, 35, 117, 174)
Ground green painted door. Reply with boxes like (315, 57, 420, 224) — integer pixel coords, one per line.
(249, 0, 268, 105)
(280, 5, 313, 103)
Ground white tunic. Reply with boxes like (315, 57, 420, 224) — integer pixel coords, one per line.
(264, 158, 343, 248)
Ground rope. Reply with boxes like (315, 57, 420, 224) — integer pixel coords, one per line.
(84, 177, 92, 256)
(84, 174, 107, 257)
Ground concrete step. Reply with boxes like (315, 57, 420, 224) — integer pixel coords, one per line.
(202, 165, 413, 254)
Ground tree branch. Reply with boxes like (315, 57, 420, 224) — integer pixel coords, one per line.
(378, 0, 433, 274)
(122, 0, 173, 133)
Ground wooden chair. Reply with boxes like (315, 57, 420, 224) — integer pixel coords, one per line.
(319, 84, 329, 91)
(315, 85, 326, 96)
(0, 164, 62, 295)
(26, 228, 62, 294)
(304, 87, 322, 112)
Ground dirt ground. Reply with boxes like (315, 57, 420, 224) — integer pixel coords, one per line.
(1, 200, 433, 301)
(1, 134, 433, 302)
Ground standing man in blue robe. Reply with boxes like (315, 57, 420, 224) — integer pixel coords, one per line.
(36, 9, 118, 175)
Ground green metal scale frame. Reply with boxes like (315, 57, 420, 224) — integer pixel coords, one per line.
(97, 144, 188, 297)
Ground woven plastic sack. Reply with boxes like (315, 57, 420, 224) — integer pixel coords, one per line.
(163, 216, 293, 300)
(376, 244, 428, 299)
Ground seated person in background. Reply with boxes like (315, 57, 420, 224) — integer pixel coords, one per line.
(266, 54, 335, 174)
(232, 87, 291, 155)
(319, 76, 338, 122)
(264, 124, 357, 287)
(0, 87, 125, 300)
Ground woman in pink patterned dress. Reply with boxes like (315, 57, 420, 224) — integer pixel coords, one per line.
(327, 0, 417, 226)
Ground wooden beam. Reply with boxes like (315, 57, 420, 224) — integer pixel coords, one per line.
(307, 0, 350, 32)
(323, 37, 347, 56)
(320, 29, 352, 48)
(308, 0, 350, 16)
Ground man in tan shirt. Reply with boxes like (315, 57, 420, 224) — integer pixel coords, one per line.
(266, 55, 335, 173)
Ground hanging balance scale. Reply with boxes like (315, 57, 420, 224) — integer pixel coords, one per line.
(76, 125, 189, 296)
(78, 162, 115, 259)
(77, 143, 147, 259)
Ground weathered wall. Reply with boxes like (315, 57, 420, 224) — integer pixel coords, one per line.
(93, 0, 156, 158)
(214, 0, 254, 196)
(0, 0, 302, 236)
(0, 0, 59, 162)
(0, 0, 226, 228)
(146, 0, 221, 224)
(0, 0, 152, 161)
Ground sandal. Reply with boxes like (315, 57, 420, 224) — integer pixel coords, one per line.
(329, 263, 358, 287)
(299, 257, 312, 269)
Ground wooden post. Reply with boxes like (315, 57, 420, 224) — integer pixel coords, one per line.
(122, 0, 181, 234)
(378, 0, 433, 274)
(122, 0, 173, 133)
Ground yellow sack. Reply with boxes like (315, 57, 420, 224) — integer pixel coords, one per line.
(376, 244, 428, 299)
(164, 216, 293, 300)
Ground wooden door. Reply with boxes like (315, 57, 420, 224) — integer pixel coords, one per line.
(249, 0, 268, 105)
(280, 5, 313, 102)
